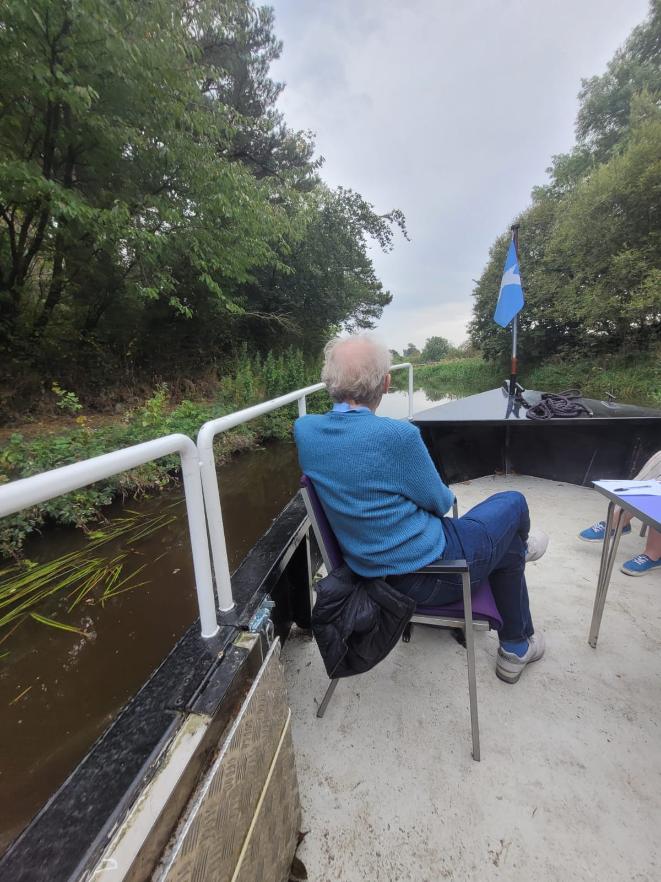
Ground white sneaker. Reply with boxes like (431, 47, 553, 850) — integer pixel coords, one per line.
(525, 530, 549, 563)
(496, 632, 546, 684)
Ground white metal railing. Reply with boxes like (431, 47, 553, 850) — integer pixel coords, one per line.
(197, 382, 326, 612)
(0, 435, 219, 638)
(197, 362, 414, 612)
(0, 362, 415, 633)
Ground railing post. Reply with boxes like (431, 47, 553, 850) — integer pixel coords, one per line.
(178, 445, 221, 637)
(197, 382, 326, 611)
(197, 439, 236, 613)
(298, 396, 307, 417)
(407, 364, 414, 419)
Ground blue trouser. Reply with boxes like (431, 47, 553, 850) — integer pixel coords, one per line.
(388, 491, 534, 642)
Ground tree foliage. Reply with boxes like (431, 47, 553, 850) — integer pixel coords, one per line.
(470, 1, 661, 362)
(0, 0, 406, 414)
(421, 336, 451, 362)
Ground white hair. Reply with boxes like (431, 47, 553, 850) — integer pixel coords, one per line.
(321, 335, 392, 406)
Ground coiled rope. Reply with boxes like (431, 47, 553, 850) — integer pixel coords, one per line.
(523, 389, 592, 421)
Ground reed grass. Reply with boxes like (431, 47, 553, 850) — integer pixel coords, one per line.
(0, 505, 179, 638)
(9, 685, 32, 705)
(29, 613, 86, 635)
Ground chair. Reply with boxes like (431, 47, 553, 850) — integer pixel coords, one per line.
(300, 475, 503, 761)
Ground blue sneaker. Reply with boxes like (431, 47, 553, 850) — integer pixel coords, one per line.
(621, 554, 661, 576)
(578, 520, 632, 542)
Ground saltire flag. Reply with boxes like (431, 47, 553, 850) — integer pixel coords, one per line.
(493, 239, 524, 328)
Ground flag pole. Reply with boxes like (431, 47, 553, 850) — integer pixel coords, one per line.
(509, 223, 520, 396)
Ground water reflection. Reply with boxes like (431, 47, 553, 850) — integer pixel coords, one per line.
(377, 388, 452, 419)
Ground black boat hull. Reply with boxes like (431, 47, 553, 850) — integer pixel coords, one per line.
(413, 388, 661, 486)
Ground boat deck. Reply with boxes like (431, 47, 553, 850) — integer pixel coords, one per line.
(282, 475, 661, 882)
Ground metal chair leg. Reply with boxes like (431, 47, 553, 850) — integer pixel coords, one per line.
(316, 678, 339, 718)
(461, 571, 480, 761)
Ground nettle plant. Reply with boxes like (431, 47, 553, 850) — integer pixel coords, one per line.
(51, 383, 83, 415)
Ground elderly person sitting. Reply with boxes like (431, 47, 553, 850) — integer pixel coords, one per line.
(294, 334, 548, 684)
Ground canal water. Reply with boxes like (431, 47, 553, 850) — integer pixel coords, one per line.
(377, 388, 451, 418)
(0, 389, 447, 851)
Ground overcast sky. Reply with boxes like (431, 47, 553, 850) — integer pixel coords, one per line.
(269, 0, 650, 350)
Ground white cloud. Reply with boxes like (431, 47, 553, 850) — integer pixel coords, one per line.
(270, 0, 650, 351)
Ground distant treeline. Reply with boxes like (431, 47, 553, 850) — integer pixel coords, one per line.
(0, 1, 406, 418)
(391, 337, 478, 364)
(470, 1, 661, 363)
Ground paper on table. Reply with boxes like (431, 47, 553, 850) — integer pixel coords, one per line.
(594, 479, 661, 497)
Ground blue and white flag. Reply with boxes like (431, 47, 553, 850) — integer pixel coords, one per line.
(493, 239, 524, 328)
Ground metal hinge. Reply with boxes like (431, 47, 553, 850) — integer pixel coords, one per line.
(248, 596, 275, 645)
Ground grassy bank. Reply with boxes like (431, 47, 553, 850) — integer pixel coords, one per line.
(405, 354, 661, 408)
(0, 348, 329, 559)
(400, 359, 500, 397)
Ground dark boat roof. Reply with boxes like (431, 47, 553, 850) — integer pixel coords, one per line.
(412, 387, 661, 426)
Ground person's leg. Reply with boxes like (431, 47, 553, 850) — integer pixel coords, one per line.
(392, 492, 535, 643)
(620, 527, 661, 575)
(634, 450, 661, 481)
(389, 491, 543, 682)
(645, 528, 661, 560)
(386, 525, 465, 605)
(580, 450, 661, 542)
(629, 450, 661, 567)
(450, 491, 533, 643)
(454, 492, 548, 683)
(579, 509, 633, 541)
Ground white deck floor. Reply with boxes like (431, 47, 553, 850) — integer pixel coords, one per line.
(281, 475, 661, 882)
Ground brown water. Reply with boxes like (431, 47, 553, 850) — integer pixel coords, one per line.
(0, 441, 301, 853)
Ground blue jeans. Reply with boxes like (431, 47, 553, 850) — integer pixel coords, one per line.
(388, 491, 534, 642)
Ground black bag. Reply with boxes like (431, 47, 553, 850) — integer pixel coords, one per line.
(311, 563, 416, 679)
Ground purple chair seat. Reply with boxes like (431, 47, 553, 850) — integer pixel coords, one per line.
(417, 578, 502, 631)
(300, 475, 502, 631)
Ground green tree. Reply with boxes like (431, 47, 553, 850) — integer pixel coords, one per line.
(470, 1, 661, 362)
(576, 0, 661, 161)
(545, 103, 661, 351)
(403, 343, 420, 358)
(0, 0, 290, 343)
(196, 3, 320, 189)
(234, 185, 407, 354)
(421, 336, 451, 362)
(0, 0, 408, 416)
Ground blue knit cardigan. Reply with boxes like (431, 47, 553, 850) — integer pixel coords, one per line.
(294, 410, 454, 578)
